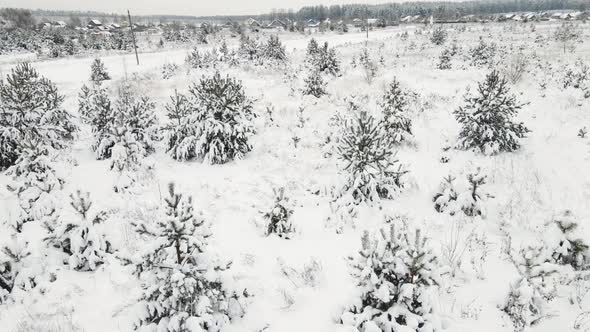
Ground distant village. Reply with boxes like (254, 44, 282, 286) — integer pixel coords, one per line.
(0, 8, 587, 36)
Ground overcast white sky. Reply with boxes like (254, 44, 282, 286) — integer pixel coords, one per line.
(2, 0, 427, 17)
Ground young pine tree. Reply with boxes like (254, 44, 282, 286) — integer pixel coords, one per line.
(5, 139, 64, 232)
(45, 191, 112, 271)
(132, 183, 239, 332)
(380, 78, 412, 144)
(455, 70, 530, 155)
(78, 83, 116, 159)
(264, 187, 294, 239)
(0, 63, 76, 169)
(164, 72, 256, 164)
(261, 35, 287, 63)
(337, 108, 407, 204)
(341, 223, 443, 332)
(302, 70, 327, 98)
(90, 58, 111, 82)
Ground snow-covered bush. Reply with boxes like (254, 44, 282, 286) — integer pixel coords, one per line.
(455, 70, 529, 155)
(45, 190, 112, 271)
(337, 104, 407, 204)
(433, 169, 490, 217)
(132, 183, 242, 332)
(430, 26, 447, 45)
(90, 58, 110, 82)
(264, 187, 294, 239)
(5, 142, 64, 232)
(0, 63, 76, 169)
(341, 223, 443, 332)
(303, 70, 327, 98)
(563, 59, 590, 98)
(380, 78, 412, 144)
(164, 72, 256, 164)
(469, 37, 497, 67)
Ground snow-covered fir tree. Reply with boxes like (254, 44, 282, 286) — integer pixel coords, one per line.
(90, 58, 111, 82)
(0, 62, 76, 169)
(469, 37, 497, 67)
(433, 168, 490, 217)
(341, 223, 443, 332)
(437, 48, 453, 70)
(109, 128, 150, 193)
(549, 211, 589, 270)
(455, 70, 530, 155)
(430, 26, 447, 45)
(380, 78, 412, 144)
(264, 187, 294, 239)
(164, 72, 256, 164)
(115, 84, 159, 155)
(433, 175, 458, 214)
(132, 183, 242, 332)
(302, 70, 327, 98)
(0, 234, 34, 304)
(78, 83, 116, 159)
(502, 277, 544, 332)
(238, 34, 260, 63)
(5, 140, 64, 232)
(261, 35, 286, 63)
(45, 190, 112, 271)
(307, 41, 341, 76)
(337, 104, 407, 204)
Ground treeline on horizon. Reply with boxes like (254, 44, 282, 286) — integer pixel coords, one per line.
(3, 0, 589, 24)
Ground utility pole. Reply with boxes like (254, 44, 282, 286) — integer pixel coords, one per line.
(365, 3, 369, 41)
(128, 10, 140, 65)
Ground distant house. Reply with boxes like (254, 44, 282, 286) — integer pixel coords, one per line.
(307, 19, 320, 28)
(245, 18, 261, 28)
(266, 19, 287, 30)
(87, 19, 102, 29)
(352, 18, 363, 27)
(53, 21, 67, 28)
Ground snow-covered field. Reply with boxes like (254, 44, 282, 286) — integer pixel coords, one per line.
(1, 22, 590, 332)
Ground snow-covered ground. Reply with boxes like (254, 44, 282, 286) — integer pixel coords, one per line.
(1, 22, 590, 332)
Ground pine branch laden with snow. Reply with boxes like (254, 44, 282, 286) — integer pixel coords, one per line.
(132, 183, 242, 332)
(89, 58, 110, 82)
(341, 223, 443, 332)
(164, 71, 256, 164)
(45, 190, 112, 272)
(0, 62, 77, 169)
(264, 187, 295, 239)
(454, 70, 530, 155)
(5, 140, 64, 232)
(337, 104, 407, 205)
(380, 78, 413, 144)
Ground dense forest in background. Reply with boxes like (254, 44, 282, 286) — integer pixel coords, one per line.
(2, 0, 589, 25)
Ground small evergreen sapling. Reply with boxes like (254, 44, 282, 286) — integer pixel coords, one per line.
(380, 78, 412, 144)
(455, 70, 530, 155)
(264, 187, 294, 239)
(433, 169, 490, 217)
(261, 35, 287, 63)
(45, 191, 112, 271)
(5, 140, 64, 232)
(437, 48, 453, 70)
(337, 107, 407, 204)
(433, 175, 458, 214)
(132, 183, 240, 332)
(550, 211, 589, 270)
(302, 70, 327, 98)
(430, 26, 447, 45)
(90, 58, 110, 82)
(0, 235, 33, 304)
(164, 72, 256, 164)
(341, 223, 443, 332)
(78, 83, 116, 159)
